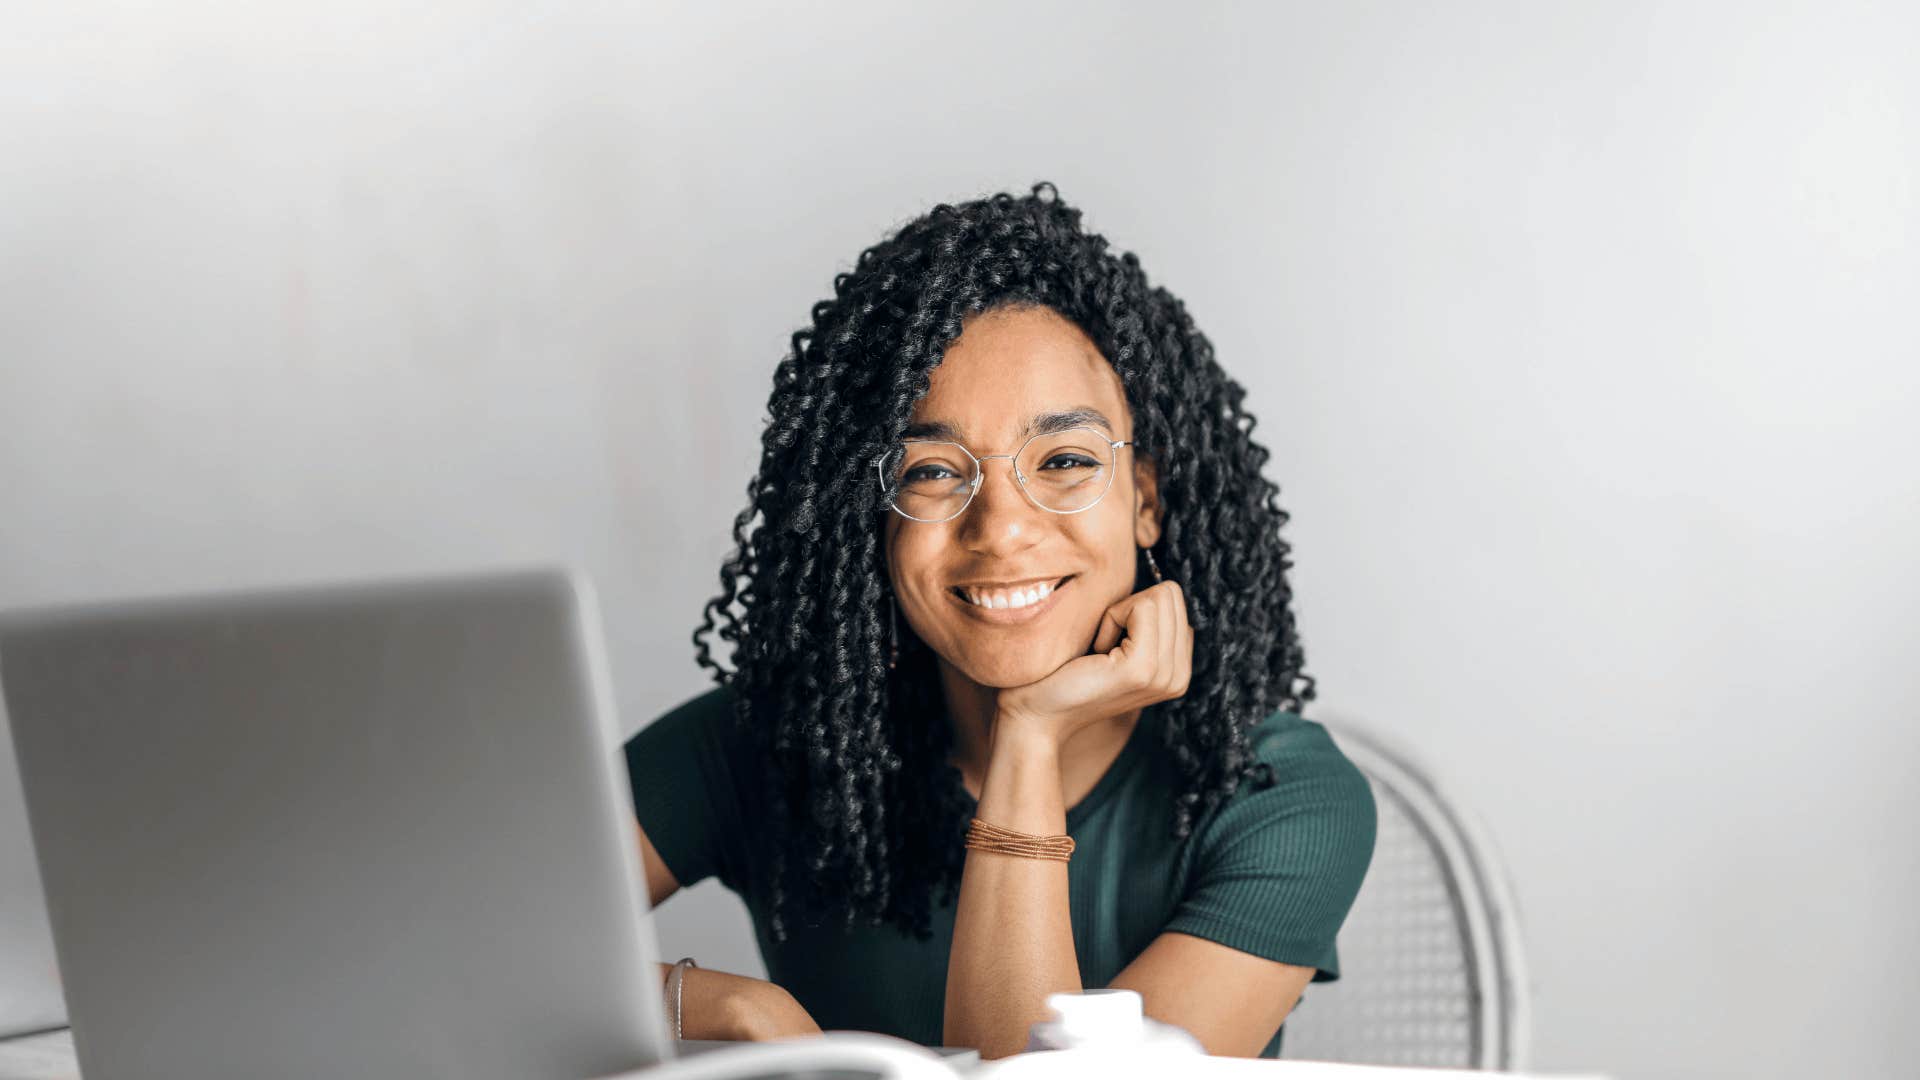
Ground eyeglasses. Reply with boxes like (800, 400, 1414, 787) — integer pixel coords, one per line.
(875, 425, 1135, 523)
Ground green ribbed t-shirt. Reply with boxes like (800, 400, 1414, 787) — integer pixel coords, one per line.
(622, 685, 1376, 1058)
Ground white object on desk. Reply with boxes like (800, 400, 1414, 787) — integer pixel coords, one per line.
(1027, 988, 1201, 1054)
(0, 1029, 958, 1080)
(2, 1025, 1616, 1080)
(975, 1046, 1612, 1080)
(598, 1033, 957, 1080)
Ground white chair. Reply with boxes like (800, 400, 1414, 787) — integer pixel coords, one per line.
(1280, 718, 1531, 1069)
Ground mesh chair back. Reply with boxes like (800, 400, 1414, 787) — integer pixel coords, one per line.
(1279, 719, 1530, 1069)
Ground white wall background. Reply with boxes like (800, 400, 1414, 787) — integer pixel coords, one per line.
(3, 3, 1915, 1077)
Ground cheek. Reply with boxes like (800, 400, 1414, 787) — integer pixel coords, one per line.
(1077, 520, 1141, 598)
(883, 522, 920, 593)
(885, 539, 944, 627)
(1068, 565, 1131, 633)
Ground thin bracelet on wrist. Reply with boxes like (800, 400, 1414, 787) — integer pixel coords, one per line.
(667, 956, 698, 1040)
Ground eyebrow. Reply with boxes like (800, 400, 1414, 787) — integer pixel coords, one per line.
(903, 407, 1115, 443)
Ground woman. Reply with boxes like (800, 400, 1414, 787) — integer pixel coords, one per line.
(623, 183, 1376, 1060)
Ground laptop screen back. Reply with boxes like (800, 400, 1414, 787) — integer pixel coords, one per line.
(0, 568, 669, 1079)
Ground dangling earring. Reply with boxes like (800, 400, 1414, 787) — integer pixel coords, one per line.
(1142, 545, 1163, 584)
(888, 594, 900, 670)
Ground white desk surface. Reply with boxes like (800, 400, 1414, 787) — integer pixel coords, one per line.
(0, 1026, 1607, 1080)
(0, 1029, 75, 1080)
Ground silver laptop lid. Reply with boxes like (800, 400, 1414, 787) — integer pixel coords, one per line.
(0, 699, 65, 1039)
(0, 568, 669, 1079)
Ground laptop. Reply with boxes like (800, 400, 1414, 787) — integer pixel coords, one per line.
(0, 702, 65, 1040)
(0, 568, 670, 1080)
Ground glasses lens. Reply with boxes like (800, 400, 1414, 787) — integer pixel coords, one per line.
(882, 441, 977, 521)
(1017, 427, 1115, 512)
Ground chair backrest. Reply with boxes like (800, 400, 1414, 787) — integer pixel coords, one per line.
(1279, 718, 1530, 1070)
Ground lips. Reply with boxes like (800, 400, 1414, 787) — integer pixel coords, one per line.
(947, 575, 1074, 625)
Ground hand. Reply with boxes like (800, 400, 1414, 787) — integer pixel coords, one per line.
(674, 966, 822, 1041)
(994, 579, 1193, 748)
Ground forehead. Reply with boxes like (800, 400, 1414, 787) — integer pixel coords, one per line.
(907, 306, 1129, 444)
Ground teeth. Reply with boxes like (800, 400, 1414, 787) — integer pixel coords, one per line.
(963, 579, 1058, 610)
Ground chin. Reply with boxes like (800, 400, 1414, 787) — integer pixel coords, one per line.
(952, 641, 1076, 688)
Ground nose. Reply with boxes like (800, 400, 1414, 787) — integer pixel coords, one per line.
(955, 454, 1045, 547)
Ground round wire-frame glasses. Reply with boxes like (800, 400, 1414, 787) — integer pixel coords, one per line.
(874, 425, 1136, 524)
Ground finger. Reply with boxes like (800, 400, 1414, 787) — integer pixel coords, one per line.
(1172, 586, 1193, 695)
(1143, 584, 1169, 688)
(1090, 588, 1148, 656)
(1115, 590, 1159, 686)
(1157, 584, 1179, 693)
(1090, 602, 1125, 655)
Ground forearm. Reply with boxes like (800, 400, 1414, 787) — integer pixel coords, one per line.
(943, 722, 1082, 1058)
(661, 963, 821, 1041)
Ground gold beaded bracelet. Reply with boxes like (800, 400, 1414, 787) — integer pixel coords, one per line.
(964, 817, 1076, 862)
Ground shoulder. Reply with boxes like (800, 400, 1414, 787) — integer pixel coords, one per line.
(622, 681, 761, 808)
(1194, 708, 1378, 870)
(1161, 707, 1379, 981)
(1246, 709, 1371, 795)
(625, 682, 751, 756)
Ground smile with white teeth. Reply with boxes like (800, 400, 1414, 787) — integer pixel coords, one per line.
(959, 577, 1067, 610)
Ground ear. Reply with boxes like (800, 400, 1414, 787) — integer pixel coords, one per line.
(1132, 454, 1163, 549)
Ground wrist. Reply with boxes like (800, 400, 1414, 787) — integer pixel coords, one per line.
(979, 717, 1068, 833)
(990, 708, 1065, 758)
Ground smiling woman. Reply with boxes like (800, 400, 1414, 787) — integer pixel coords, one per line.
(622, 183, 1376, 1059)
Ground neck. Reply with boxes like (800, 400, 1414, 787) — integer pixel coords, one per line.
(937, 658, 1142, 806)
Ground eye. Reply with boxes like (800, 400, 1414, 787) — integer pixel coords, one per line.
(1041, 454, 1100, 470)
(904, 464, 959, 482)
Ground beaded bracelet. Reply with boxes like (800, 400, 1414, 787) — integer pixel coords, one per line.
(964, 817, 1076, 861)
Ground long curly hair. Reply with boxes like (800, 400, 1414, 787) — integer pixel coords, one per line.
(691, 182, 1314, 942)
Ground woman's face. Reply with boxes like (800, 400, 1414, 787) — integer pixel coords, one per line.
(882, 305, 1161, 690)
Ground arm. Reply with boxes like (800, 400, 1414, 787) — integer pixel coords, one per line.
(1115, 720, 1378, 1056)
(941, 721, 1082, 1058)
(624, 693, 821, 1041)
(636, 821, 821, 1041)
(1108, 932, 1315, 1057)
(944, 580, 1192, 1058)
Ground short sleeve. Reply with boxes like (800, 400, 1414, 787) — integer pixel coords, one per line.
(621, 684, 753, 893)
(1163, 715, 1377, 982)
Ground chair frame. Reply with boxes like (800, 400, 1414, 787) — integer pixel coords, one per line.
(1311, 715, 1534, 1071)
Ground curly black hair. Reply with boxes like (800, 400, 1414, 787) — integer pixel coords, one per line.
(690, 182, 1314, 942)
